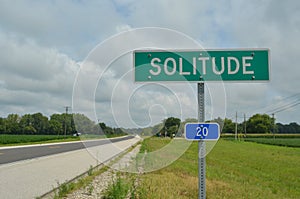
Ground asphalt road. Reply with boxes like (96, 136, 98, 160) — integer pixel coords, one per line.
(0, 135, 134, 165)
(0, 135, 141, 199)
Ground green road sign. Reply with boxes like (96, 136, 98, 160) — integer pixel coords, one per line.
(134, 49, 270, 82)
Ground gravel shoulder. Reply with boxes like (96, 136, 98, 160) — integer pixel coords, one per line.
(65, 144, 142, 199)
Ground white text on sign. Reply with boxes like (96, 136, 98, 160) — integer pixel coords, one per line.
(149, 56, 254, 76)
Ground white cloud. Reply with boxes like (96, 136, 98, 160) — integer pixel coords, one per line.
(116, 24, 132, 33)
(0, 32, 79, 117)
(0, 0, 299, 126)
(0, 0, 129, 60)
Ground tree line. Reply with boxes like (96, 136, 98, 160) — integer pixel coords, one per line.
(0, 113, 126, 136)
(214, 113, 300, 134)
(0, 112, 299, 136)
(139, 114, 300, 137)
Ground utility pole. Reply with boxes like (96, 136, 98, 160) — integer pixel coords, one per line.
(235, 111, 238, 140)
(64, 106, 71, 138)
(244, 113, 247, 137)
(272, 113, 275, 139)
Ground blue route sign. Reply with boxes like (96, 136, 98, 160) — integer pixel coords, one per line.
(185, 123, 220, 141)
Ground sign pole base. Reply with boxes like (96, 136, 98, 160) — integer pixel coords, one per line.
(198, 140, 206, 198)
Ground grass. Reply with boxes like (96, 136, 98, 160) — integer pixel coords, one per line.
(137, 137, 300, 198)
(54, 181, 76, 199)
(206, 140, 300, 198)
(102, 173, 132, 199)
(140, 137, 171, 153)
(0, 134, 79, 146)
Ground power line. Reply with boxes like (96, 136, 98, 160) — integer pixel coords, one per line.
(272, 101, 300, 114)
(265, 98, 300, 114)
(247, 93, 300, 115)
(264, 94, 300, 114)
(225, 93, 300, 123)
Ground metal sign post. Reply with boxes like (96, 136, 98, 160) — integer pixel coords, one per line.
(197, 82, 205, 199)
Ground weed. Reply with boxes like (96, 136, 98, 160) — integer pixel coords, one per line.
(87, 165, 93, 176)
(54, 181, 75, 199)
(87, 183, 94, 195)
(102, 173, 130, 199)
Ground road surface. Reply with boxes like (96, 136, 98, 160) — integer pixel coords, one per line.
(0, 135, 134, 165)
(0, 135, 141, 199)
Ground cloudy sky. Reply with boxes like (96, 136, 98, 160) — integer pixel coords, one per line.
(0, 0, 299, 128)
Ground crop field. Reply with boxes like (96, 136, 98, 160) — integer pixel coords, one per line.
(244, 138, 300, 147)
(221, 133, 300, 147)
(0, 134, 79, 146)
(222, 133, 300, 139)
(137, 137, 300, 198)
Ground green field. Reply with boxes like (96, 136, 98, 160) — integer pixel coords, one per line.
(245, 138, 300, 147)
(0, 134, 80, 146)
(137, 138, 300, 198)
(222, 133, 300, 138)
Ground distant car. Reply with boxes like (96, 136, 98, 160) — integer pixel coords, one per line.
(73, 133, 81, 136)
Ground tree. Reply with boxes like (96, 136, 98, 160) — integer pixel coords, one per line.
(288, 122, 300, 133)
(99, 122, 114, 135)
(49, 113, 77, 135)
(114, 128, 126, 135)
(246, 114, 274, 134)
(211, 117, 224, 130)
(31, 113, 49, 134)
(62, 113, 76, 135)
(151, 123, 164, 136)
(164, 117, 181, 137)
(277, 122, 300, 134)
(49, 119, 63, 135)
(19, 114, 35, 134)
(99, 122, 107, 131)
(222, 118, 235, 134)
(73, 113, 96, 134)
(0, 117, 6, 134)
(23, 125, 37, 134)
(168, 126, 178, 138)
(6, 114, 21, 134)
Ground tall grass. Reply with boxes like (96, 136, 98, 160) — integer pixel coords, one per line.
(102, 174, 130, 199)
